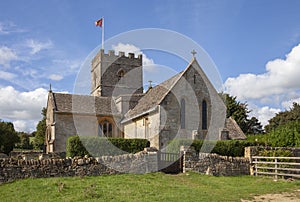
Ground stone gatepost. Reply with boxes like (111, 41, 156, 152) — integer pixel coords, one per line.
(180, 146, 196, 173)
(244, 146, 257, 176)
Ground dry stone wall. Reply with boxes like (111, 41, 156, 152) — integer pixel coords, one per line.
(182, 147, 250, 176)
(1, 147, 254, 184)
(0, 151, 158, 184)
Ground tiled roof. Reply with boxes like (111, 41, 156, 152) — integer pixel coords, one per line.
(124, 71, 183, 119)
(225, 117, 246, 140)
(51, 92, 120, 115)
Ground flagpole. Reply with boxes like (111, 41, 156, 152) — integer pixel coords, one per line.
(102, 17, 104, 50)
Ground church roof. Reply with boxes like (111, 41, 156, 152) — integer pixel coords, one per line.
(50, 92, 120, 116)
(225, 117, 247, 140)
(124, 58, 206, 121)
(124, 70, 184, 120)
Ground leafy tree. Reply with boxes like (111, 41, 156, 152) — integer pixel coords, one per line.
(246, 117, 264, 134)
(268, 121, 300, 147)
(221, 93, 263, 134)
(33, 108, 47, 150)
(265, 102, 300, 133)
(0, 120, 20, 154)
(16, 132, 33, 150)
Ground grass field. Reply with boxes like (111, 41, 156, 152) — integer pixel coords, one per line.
(0, 172, 299, 202)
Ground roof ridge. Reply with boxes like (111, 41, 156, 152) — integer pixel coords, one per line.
(51, 92, 58, 111)
(124, 58, 196, 119)
(156, 59, 195, 106)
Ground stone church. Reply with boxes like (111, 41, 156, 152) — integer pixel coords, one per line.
(45, 49, 246, 153)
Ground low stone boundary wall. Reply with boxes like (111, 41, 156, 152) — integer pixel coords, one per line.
(1, 146, 255, 183)
(0, 151, 158, 184)
(182, 147, 250, 176)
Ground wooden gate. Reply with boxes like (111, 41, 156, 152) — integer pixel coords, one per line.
(158, 151, 183, 174)
(252, 156, 300, 180)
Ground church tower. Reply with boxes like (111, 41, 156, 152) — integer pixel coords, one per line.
(91, 49, 143, 97)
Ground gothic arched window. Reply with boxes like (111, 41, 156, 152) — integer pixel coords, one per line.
(202, 100, 207, 130)
(180, 99, 186, 129)
(99, 120, 113, 137)
(117, 69, 125, 81)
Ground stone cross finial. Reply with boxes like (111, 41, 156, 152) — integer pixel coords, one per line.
(191, 49, 197, 58)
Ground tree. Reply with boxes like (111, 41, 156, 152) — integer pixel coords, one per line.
(16, 132, 33, 150)
(0, 120, 20, 154)
(33, 108, 47, 150)
(221, 93, 264, 134)
(265, 102, 300, 133)
(268, 121, 300, 147)
(246, 117, 264, 134)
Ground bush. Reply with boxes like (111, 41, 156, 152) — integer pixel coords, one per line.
(268, 121, 300, 147)
(167, 139, 259, 157)
(246, 121, 300, 147)
(66, 136, 150, 157)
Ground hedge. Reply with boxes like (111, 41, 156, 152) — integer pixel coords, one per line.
(167, 139, 261, 157)
(66, 136, 150, 157)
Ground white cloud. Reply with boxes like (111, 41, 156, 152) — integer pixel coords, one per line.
(0, 70, 17, 80)
(112, 43, 154, 66)
(224, 43, 300, 125)
(225, 43, 300, 100)
(0, 46, 18, 67)
(0, 86, 48, 132)
(49, 74, 63, 81)
(282, 97, 300, 109)
(249, 105, 281, 126)
(26, 39, 53, 55)
(13, 120, 27, 132)
(0, 21, 26, 35)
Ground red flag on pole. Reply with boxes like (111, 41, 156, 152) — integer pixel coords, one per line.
(95, 18, 103, 27)
(95, 17, 104, 49)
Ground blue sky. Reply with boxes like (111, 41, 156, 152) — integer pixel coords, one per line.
(1, 0, 300, 131)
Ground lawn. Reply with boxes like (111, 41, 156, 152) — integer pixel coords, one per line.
(0, 172, 299, 202)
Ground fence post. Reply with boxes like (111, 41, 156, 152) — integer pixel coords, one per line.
(255, 157, 258, 176)
(274, 157, 278, 181)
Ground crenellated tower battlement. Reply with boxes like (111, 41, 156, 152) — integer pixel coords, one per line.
(91, 49, 143, 97)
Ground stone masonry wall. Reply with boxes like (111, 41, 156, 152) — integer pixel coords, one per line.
(0, 151, 158, 184)
(1, 147, 252, 184)
(182, 147, 250, 176)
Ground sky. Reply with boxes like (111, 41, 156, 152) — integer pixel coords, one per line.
(1, 0, 300, 132)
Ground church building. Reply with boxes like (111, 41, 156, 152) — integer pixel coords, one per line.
(45, 49, 245, 153)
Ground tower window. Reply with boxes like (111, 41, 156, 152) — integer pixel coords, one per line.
(117, 70, 125, 81)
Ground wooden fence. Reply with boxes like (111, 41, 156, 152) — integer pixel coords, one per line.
(252, 156, 300, 180)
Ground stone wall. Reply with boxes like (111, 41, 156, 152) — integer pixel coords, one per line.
(182, 147, 250, 176)
(1, 147, 253, 184)
(0, 151, 158, 184)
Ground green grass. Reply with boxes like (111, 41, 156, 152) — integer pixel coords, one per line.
(0, 172, 299, 202)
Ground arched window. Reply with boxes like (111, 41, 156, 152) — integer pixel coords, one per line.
(180, 99, 186, 129)
(99, 120, 113, 137)
(202, 100, 207, 130)
(117, 70, 125, 81)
